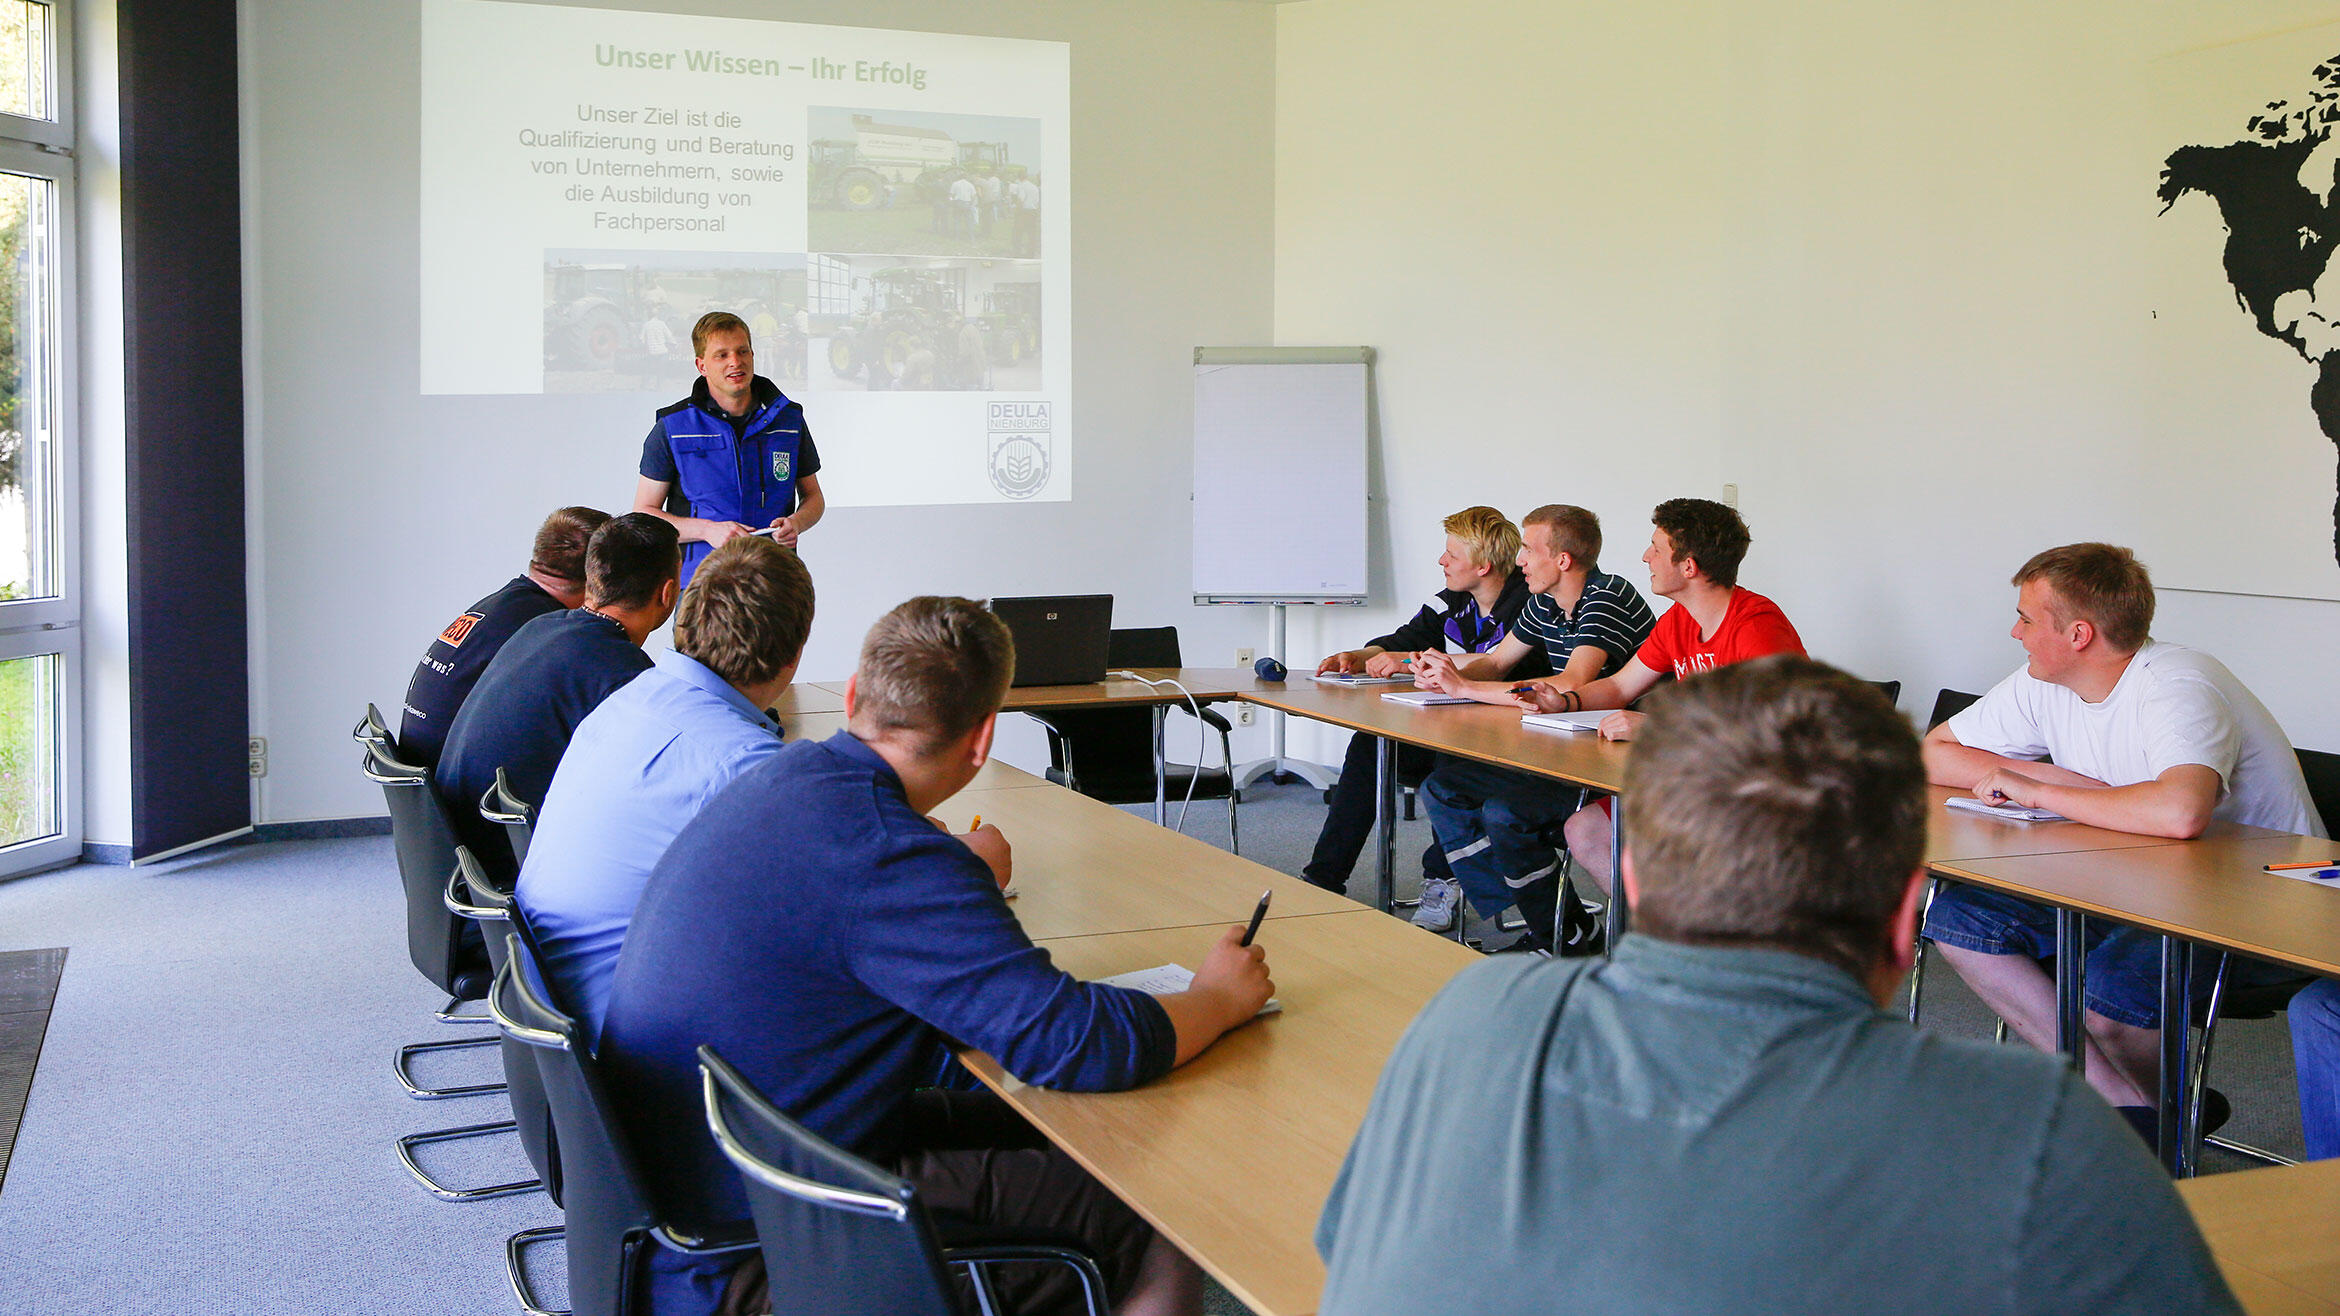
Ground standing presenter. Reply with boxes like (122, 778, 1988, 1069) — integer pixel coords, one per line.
(634, 310, 826, 588)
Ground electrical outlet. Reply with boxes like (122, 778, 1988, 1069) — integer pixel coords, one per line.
(1237, 705, 1255, 726)
(1235, 647, 1255, 666)
(247, 736, 268, 778)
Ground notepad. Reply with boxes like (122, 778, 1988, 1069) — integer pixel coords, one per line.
(1310, 673, 1414, 686)
(1381, 690, 1474, 706)
(1521, 710, 1608, 733)
(1944, 797, 2067, 824)
(1097, 964, 1282, 1016)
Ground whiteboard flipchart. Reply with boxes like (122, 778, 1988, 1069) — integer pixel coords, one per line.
(1191, 348, 1373, 603)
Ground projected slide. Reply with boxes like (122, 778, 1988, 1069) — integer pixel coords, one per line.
(420, 0, 1069, 506)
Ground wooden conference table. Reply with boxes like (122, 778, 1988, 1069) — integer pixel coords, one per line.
(1240, 680, 2330, 1175)
(2179, 1159, 2340, 1314)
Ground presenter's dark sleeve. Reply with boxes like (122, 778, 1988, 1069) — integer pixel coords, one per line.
(797, 426, 820, 477)
(639, 424, 678, 482)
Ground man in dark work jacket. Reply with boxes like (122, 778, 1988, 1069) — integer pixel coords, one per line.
(601, 596, 1276, 1316)
(397, 505, 608, 766)
(434, 513, 679, 877)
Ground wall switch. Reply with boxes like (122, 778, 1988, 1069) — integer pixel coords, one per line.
(248, 736, 268, 778)
(1235, 647, 1255, 665)
(1721, 483, 1739, 508)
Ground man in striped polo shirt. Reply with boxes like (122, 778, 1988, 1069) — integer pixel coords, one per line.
(1411, 505, 1655, 949)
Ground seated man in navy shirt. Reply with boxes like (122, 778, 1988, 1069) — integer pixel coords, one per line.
(435, 513, 680, 877)
(601, 596, 1275, 1316)
(517, 534, 815, 1043)
(398, 505, 607, 766)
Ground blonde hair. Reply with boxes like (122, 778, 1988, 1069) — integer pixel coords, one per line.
(1442, 506, 1522, 573)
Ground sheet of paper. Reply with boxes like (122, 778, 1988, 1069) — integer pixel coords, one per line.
(1310, 673, 1413, 686)
(2271, 865, 2340, 888)
(1944, 797, 2068, 824)
(1521, 710, 1608, 733)
(1381, 690, 1474, 706)
(1095, 963, 1282, 1015)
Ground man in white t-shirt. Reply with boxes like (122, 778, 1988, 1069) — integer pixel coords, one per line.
(1922, 543, 2323, 1128)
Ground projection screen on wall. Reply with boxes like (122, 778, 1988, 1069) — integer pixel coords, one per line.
(420, 0, 1070, 506)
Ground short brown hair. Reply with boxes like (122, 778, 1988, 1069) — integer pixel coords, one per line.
(850, 597, 1014, 754)
(585, 513, 682, 610)
(2012, 543, 2155, 652)
(692, 311, 751, 358)
(1624, 655, 1925, 980)
(529, 506, 609, 584)
(1441, 506, 1521, 573)
(673, 538, 815, 688)
(1523, 504, 1601, 569)
(1652, 498, 1752, 589)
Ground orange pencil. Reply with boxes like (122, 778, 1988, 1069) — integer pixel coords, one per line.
(2263, 859, 2339, 872)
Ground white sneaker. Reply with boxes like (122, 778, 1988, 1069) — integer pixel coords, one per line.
(1410, 878, 1461, 932)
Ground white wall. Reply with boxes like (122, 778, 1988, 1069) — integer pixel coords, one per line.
(1273, 0, 2340, 769)
(239, 0, 1277, 825)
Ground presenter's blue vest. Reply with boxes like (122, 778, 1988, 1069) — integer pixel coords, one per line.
(653, 376, 805, 585)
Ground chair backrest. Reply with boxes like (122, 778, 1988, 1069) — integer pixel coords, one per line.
(1867, 679, 1902, 708)
(1106, 626, 1181, 669)
(353, 702, 393, 749)
(1927, 688, 1981, 732)
(481, 766, 538, 872)
(493, 928, 662, 1316)
(699, 1047, 959, 1316)
(361, 738, 486, 997)
(446, 849, 561, 1202)
(2297, 748, 2340, 839)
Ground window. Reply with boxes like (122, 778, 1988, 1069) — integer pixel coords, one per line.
(0, 0, 74, 878)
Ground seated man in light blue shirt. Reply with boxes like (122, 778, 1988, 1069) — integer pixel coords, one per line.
(515, 535, 815, 1041)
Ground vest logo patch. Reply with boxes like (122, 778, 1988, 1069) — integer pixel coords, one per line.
(439, 612, 484, 647)
(772, 451, 791, 482)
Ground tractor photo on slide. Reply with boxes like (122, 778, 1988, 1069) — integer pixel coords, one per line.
(824, 266, 971, 387)
(543, 263, 639, 372)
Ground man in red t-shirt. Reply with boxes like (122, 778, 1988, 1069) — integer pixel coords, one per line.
(1515, 498, 1805, 903)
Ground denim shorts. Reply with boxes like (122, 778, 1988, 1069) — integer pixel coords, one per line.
(1922, 883, 2301, 1030)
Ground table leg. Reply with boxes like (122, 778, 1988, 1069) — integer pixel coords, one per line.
(2052, 909, 2087, 1071)
(1152, 705, 1167, 826)
(1605, 794, 1627, 950)
(1373, 736, 1397, 914)
(2159, 934, 2194, 1177)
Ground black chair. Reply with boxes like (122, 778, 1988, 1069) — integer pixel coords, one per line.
(699, 1046, 1110, 1316)
(2179, 747, 2340, 1171)
(1869, 678, 1902, 709)
(358, 727, 539, 1208)
(440, 849, 566, 1311)
(360, 736, 502, 1091)
(1906, 688, 1982, 1025)
(482, 767, 538, 874)
(491, 928, 756, 1316)
(355, 702, 394, 749)
(1025, 626, 1241, 851)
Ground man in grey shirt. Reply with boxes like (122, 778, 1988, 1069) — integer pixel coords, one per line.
(1315, 656, 2237, 1315)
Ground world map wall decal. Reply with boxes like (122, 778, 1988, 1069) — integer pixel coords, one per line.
(2160, 50, 2340, 573)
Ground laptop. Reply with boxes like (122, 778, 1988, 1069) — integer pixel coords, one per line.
(989, 594, 1114, 686)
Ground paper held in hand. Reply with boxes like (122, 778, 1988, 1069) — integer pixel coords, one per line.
(1097, 964, 1282, 1016)
(1944, 797, 2067, 824)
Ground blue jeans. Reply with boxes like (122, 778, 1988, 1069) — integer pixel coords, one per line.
(1422, 757, 1585, 947)
(2290, 978, 2340, 1160)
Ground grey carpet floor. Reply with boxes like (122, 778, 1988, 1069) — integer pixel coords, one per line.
(0, 777, 2304, 1314)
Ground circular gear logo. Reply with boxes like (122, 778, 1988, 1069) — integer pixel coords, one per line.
(988, 435, 1051, 499)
